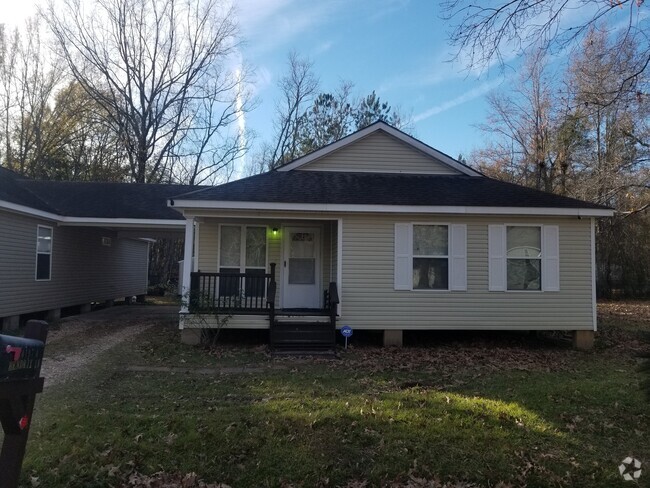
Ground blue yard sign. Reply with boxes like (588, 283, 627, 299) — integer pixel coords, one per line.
(340, 326, 353, 349)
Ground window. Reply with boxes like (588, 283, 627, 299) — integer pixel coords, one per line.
(489, 224, 559, 292)
(395, 223, 467, 291)
(506, 226, 541, 290)
(412, 224, 449, 290)
(219, 225, 267, 296)
(36, 225, 53, 281)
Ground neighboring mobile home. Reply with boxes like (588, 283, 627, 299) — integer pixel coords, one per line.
(0, 167, 192, 329)
(170, 122, 613, 351)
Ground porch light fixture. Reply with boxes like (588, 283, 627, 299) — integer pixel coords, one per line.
(272, 227, 279, 236)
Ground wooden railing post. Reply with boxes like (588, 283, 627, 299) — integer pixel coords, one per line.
(328, 282, 339, 350)
(267, 263, 277, 348)
(189, 272, 199, 312)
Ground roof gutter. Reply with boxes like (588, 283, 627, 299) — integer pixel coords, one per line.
(169, 199, 614, 217)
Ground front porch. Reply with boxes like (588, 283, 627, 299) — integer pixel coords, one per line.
(179, 217, 342, 352)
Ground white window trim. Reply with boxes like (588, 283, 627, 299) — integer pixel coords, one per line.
(410, 222, 451, 292)
(35, 224, 53, 282)
(505, 223, 543, 293)
(217, 224, 269, 274)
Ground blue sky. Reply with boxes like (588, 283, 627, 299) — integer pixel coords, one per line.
(235, 0, 508, 162)
(1, 0, 517, 167)
(3, 0, 645, 175)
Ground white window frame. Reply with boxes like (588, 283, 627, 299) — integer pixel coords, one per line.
(217, 224, 269, 274)
(35, 225, 53, 282)
(410, 222, 451, 292)
(505, 223, 543, 293)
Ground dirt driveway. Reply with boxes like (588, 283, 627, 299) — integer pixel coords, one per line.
(41, 304, 178, 388)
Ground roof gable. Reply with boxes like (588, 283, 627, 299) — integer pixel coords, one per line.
(277, 122, 481, 176)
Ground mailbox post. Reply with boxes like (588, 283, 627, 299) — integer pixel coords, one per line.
(0, 320, 48, 488)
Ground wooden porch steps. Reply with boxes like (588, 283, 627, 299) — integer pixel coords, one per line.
(270, 321, 336, 355)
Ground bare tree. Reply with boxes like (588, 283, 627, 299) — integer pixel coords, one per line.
(0, 25, 19, 165)
(263, 53, 412, 171)
(168, 69, 252, 185)
(472, 50, 574, 192)
(0, 18, 68, 176)
(45, 0, 247, 183)
(471, 27, 650, 296)
(267, 52, 319, 169)
(441, 0, 649, 99)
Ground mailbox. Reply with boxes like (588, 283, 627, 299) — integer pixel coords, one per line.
(0, 321, 48, 488)
(0, 335, 45, 381)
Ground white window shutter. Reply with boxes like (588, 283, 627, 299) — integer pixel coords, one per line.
(542, 225, 560, 291)
(394, 223, 412, 290)
(488, 225, 506, 291)
(449, 224, 467, 291)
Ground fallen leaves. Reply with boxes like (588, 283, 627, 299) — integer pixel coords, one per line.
(122, 472, 230, 488)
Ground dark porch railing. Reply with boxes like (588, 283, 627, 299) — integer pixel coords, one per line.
(189, 263, 276, 313)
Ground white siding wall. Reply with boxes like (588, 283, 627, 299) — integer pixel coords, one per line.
(341, 214, 593, 330)
(190, 211, 594, 330)
(0, 210, 149, 318)
(299, 131, 461, 174)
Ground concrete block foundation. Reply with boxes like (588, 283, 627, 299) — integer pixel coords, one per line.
(180, 328, 202, 346)
(573, 330, 595, 350)
(46, 308, 61, 322)
(383, 330, 403, 347)
(2, 315, 20, 331)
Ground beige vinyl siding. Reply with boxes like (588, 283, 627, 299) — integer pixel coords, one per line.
(299, 131, 461, 174)
(196, 218, 335, 309)
(341, 214, 593, 330)
(189, 210, 594, 330)
(0, 210, 149, 318)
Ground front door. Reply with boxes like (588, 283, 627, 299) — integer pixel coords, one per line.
(283, 227, 321, 309)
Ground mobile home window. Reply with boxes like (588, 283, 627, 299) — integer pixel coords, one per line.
(412, 224, 449, 290)
(36, 225, 53, 281)
(506, 226, 541, 290)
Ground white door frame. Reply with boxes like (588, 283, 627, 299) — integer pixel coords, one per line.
(281, 225, 322, 309)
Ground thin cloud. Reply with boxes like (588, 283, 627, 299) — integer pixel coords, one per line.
(412, 78, 503, 122)
(369, 0, 410, 22)
(312, 40, 334, 56)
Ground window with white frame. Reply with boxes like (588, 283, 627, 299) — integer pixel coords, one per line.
(488, 224, 559, 292)
(219, 225, 267, 296)
(412, 224, 449, 290)
(394, 223, 467, 291)
(36, 225, 53, 281)
(506, 226, 542, 290)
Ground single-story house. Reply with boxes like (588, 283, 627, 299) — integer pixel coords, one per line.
(0, 166, 193, 329)
(170, 122, 613, 351)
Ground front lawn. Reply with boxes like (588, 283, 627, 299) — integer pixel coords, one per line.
(19, 301, 650, 487)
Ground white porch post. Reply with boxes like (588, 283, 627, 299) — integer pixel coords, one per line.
(193, 219, 201, 272)
(337, 218, 343, 316)
(180, 216, 195, 314)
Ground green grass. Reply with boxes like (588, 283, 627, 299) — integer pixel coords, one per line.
(16, 319, 650, 487)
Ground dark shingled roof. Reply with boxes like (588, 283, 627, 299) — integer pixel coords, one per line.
(0, 167, 56, 213)
(21, 180, 198, 219)
(0, 167, 201, 220)
(173, 171, 609, 210)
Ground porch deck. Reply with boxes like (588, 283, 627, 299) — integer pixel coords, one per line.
(188, 269, 339, 353)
